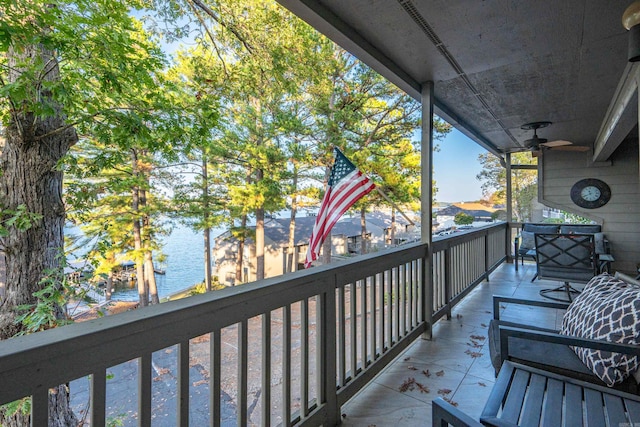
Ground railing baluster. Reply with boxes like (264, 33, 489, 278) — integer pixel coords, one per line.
(410, 260, 415, 328)
(178, 340, 190, 426)
(379, 271, 385, 353)
(283, 305, 291, 426)
(32, 388, 48, 427)
(350, 282, 357, 379)
(91, 369, 106, 427)
(370, 274, 376, 361)
(360, 279, 367, 368)
(394, 266, 400, 342)
(239, 321, 248, 426)
(139, 353, 152, 427)
(301, 298, 309, 416)
(262, 312, 271, 427)
(385, 270, 392, 350)
(400, 264, 406, 335)
(338, 286, 346, 386)
(211, 329, 221, 427)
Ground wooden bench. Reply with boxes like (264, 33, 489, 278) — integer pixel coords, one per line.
(481, 361, 640, 426)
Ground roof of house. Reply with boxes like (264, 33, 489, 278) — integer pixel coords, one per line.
(215, 210, 416, 247)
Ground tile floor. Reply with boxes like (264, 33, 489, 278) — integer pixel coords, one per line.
(340, 260, 570, 426)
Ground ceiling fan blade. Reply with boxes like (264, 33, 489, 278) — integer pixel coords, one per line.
(550, 145, 590, 152)
(541, 139, 573, 147)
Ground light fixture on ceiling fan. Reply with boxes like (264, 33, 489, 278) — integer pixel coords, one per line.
(508, 121, 590, 157)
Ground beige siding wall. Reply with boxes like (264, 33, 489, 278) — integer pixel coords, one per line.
(540, 138, 640, 273)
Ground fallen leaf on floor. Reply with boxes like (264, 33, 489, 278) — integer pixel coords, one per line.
(481, 323, 488, 328)
(438, 388, 452, 395)
(467, 340, 482, 348)
(192, 379, 207, 387)
(470, 335, 486, 340)
(465, 349, 483, 358)
(456, 314, 463, 319)
(404, 357, 411, 361)
(485, 310, 491, 314)
(436, 370, 445, 377)
(478, 382, 486, 387)
(422, 369, 431, 377)
(417, 382, 430, 393)
(500, 305, 506, 309)
(408, 365, 417, 370)
(399, 377, 416, 392)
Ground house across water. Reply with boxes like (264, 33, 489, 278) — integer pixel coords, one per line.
(213, 210, 419, 285)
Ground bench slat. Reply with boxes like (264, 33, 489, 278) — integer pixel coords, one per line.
(501, 368, 530, 423)
(541, 378, 563, 427)
(564, 383, 583, 427)
(521, 373, 547, 427)
(584, 388, 605, 426)
(625, 399, 640, 424)
(603, 394, 626, 426)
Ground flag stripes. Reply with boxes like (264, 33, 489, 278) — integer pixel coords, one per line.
(305, 150, 375, 268)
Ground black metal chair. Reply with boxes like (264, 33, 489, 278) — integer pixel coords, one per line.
(534, 233, 598, 302)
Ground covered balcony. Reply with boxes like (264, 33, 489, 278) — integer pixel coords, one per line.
(2, 1, 640, 426)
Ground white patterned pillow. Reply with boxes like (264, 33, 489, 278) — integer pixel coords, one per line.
(560, 273, 640, 387)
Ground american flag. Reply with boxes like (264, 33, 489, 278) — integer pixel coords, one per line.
(305, 148, 375, 268)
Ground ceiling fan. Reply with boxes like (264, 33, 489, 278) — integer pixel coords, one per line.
(509, 121, 591, 157)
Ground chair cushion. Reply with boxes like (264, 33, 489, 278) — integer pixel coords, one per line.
(594, 232, 606, 255)
(560, 224, 602, 234)
(520, 231, 535, 250)
(561, 273, 640, 387)
(523, 224, 560, 234)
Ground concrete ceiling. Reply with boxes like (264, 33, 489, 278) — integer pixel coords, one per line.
(276, 0, 634, 158)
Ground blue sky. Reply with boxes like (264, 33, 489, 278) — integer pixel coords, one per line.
(433, 128, 487, 202)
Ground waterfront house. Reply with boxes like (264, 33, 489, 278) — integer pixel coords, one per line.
(214, 211, 416, 285)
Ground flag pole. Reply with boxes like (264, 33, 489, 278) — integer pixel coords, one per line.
(375, 187, 415, 226)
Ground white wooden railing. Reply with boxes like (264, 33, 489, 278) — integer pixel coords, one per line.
(0, 222, 508, 426)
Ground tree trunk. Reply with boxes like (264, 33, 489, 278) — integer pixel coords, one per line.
(235, 214, 247, 285)
(0, 42, 78, 426)
(202, 157, 212, 291)
(105, 271, 113, 302)
(391, 207, 396, 246)
(287, 168, 298, 273)
(360, 207, 368, 254)
(140, 184, 159, 305)
(131, 150, 147, 306)
(255, 168, 265, 281)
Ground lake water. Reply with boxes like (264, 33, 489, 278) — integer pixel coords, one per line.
(111, 224, 225, 301)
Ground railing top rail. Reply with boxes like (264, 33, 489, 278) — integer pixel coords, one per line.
(432, 222, 507, 250)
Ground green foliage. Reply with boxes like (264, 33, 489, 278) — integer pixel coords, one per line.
(13, 253, 94, 335)
(189, 279, 224, 295)
(0, 397, 31, 418)
(454, 212, 474, 225)
(0, 205, 42, 237)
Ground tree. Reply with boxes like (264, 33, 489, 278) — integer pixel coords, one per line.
(1, 2, 170, 423)
(476, 152, 537, 222)
(454, 212, 474, 225)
